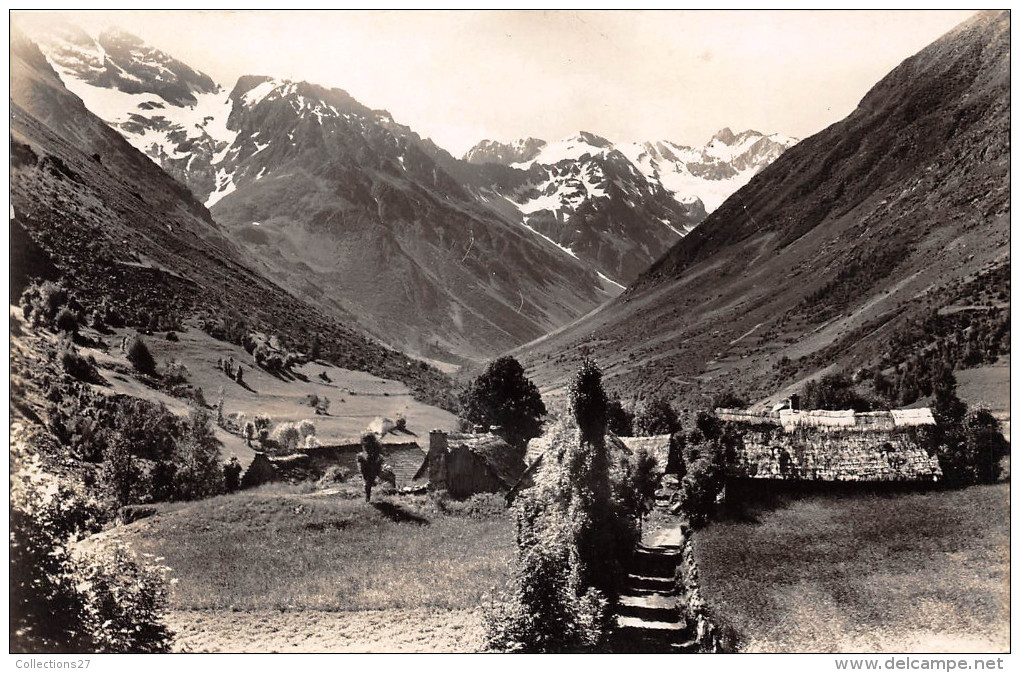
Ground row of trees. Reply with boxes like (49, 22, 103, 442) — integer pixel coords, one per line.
(458, 355, 683, 449)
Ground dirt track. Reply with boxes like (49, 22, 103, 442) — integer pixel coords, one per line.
(168, 608, 487, 653)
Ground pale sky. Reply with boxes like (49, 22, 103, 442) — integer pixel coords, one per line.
(16, 10, 977, 155)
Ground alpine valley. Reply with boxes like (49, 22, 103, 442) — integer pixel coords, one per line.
(27, 22, 796, 363)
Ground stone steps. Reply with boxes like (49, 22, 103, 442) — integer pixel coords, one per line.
(611, 538, 697, 653)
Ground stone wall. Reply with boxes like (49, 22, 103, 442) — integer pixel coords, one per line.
(674, 524, 727, 652)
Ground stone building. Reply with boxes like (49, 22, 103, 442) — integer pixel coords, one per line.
(414, 430, 527, 498)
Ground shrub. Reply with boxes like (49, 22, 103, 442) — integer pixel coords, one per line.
(127, 336, 157, 376)
(459, 355, 546, 450)
(305, 393, 320, 408)
(165, 331, 179, 342)
(20, 280, 69, 328)
(54, 307, 78, 335)
(234, 365, 244, 385)
(634, 397, 680, 436)
(10, 454, 172, 653)
(60, 342, 102, 383)
(318, 465, 350, 487)
(316, 397, 331, 415)
(163, 359, 190, 387)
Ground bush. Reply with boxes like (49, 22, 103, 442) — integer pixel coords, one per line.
(163, 359, 190, 386)
(318, 465, 350, 487)
(459, 355, 546, 449)
(165, 331, 179, 342)
(10, 454, 172, 653)
(20, 280, 69, 328)
(54, 307, 78, 335)
(634, 397, 680, 436)
(60, 342, 102, 383)
(127, 336, 157, 376)
(315, 397, 331, 415)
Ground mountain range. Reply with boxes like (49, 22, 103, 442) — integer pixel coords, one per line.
(513, 10, 1010, 409)
(26, 22, 795, 362)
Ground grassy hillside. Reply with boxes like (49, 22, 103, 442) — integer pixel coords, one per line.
(694, 484, 1010, 652)
(82, 324, 458, 466)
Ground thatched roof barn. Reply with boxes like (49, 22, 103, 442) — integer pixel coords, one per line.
(716, 407, 941, 483)
(415, 431, 526, 498)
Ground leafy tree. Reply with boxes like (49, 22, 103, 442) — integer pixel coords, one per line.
(459, 356, 546, 449)
(605, 397, 634, 436)
(712, 390, 748, 409)
(100, 438, 148, 509)
(802, 373, 873, 411)
(270, 422, 302, 453)
(173, 408, 224, 501)
(634, 397, 680, 436)
(357, 433, 385, 502)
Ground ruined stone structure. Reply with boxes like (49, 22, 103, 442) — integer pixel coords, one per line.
(716, 408, 942, 483)
(241, 440, 424, 488)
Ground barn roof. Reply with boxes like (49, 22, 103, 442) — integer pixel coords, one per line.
(448, 433, 525, 488)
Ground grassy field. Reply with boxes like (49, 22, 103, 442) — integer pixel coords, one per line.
(113, 486, 513, 613)
(693, 484, 1010, 653)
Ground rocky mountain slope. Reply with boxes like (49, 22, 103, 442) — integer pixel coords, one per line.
(10, 29, 454, 406)
(463, 129, 796, 283)
(515, 10, 1010, 409)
